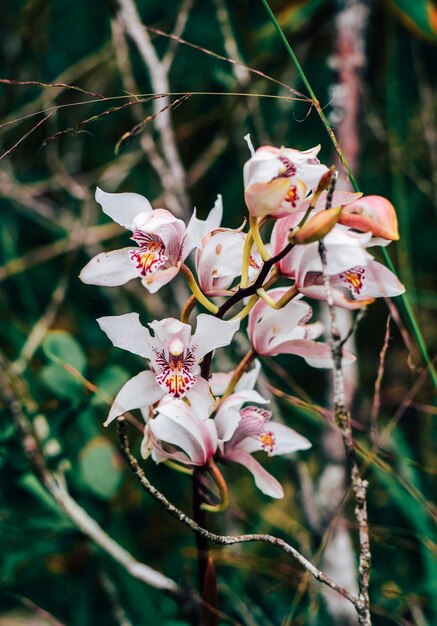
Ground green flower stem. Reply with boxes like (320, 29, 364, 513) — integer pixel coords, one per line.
(180, 294, 197, 323)
(249, 215, 270, 262)
(256, 285, 298, 310)
(180, 264, 219, 314)
(261, 0, 437, 390)
(240, 229, 254, 288)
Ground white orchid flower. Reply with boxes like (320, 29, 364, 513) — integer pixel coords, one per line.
(98, 312, 239, 426)
(80, 188, 222, 293)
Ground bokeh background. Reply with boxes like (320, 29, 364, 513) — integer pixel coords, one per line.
(0, 1, 436, 624)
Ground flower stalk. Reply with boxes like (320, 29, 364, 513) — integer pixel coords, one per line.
(180, 264, 219, 314)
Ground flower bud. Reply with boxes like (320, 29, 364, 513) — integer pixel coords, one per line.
(290, 206, 343, 244)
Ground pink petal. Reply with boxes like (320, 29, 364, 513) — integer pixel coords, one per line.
(140, 264, 181, 294)
(104, 371, 163, 426)
(268, 338, 356, 368)
(79, 248, 138, 287)
(96, 187, 152, 230)
(224, 450, 284, 498)
(97, 312, 155, 359)
(338, 195, 399, 241)
(150, 402, 217, 465)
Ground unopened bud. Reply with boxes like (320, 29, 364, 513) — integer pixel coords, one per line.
(290, 206, 342, 244)
(315, 166, 336, 193)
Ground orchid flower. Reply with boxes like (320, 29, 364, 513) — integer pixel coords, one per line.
(196, 228, 262, 296)
(80, 188, 222, 293)
(298, 191, 399, 241)
(243, 143, 329, 219)
(145, 385, 311, 499)
(272, 215, 404, 307)
(216, 389, 311, 498)
(97, 312, 239, 426)
(247, 288, 356, 366)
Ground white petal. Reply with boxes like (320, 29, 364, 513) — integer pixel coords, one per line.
(96, 187, 152, 230)
(97, 313, 155, 359)
(191, 314, 240, 361)
(184, 195, 223, 257)
(104, 371, 163, 426)
(79, 248, 138, 287)
(215, 407, 241, 442)
(186, 377, 214, 420)
(235, 360, 261, 392)
(268, 422, 311, 455)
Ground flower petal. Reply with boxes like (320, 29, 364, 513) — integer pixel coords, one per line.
(104, 371, 163, 426)
(96, 187, 152, 230)
(267, 422, 311, 455)
(268, 338, 356, 367)
(186, 377, 214, 420)
(224, 450, 284, 498)
(184, 195, 223, 256)
(97, 312, 155, 359)
(191, 314, 240, 361)
(79, 248, 138, 287)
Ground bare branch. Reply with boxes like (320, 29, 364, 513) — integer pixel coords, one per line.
(115, 0, 189, 215)
(116, 418, 361, 610)
(318, 231, 372, 624)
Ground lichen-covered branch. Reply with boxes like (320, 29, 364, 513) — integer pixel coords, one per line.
(116, 418, 362, 610)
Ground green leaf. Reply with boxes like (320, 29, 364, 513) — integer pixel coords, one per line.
(40, 331, 86, 401)
(42, 331, 86, 373)
(391, 0, 437, 40)
(78, 437, 123, 500)
(90, 365, 131, 407)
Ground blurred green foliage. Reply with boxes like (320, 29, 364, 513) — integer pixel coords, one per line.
(0, 1, 436, 625)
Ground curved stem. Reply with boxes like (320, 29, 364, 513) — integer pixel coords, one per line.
(180, 293, 197, 323)
(201, 459, 229, 513)
(180, 264, 219, 314)
(164, 460, 194, 476)
(117, 419, 361, 611)
(249, 215, 270, 261)
(256, 285, 298, 310)
(240, 229, 254, 288)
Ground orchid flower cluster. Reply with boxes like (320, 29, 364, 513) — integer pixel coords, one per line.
(80, 138, 404, 502)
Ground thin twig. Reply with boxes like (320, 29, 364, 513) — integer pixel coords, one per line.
(116, 0, 189, 215)
(116, 418, 361, 610)
(370, 314, 392, 438)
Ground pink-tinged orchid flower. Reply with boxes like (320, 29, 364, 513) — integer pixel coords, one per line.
(80, 188, 222, 293)
(272, 216, 404, 308)
(272, 216, 374, 280)
(216, 390, 311, 498)
(295, 259, 405, 309)
(247, 288, 355, 367)
(145, 386, 311, 499)
(196, 228, 262, 296)
(299, 191, 399, 241)
(97, 312, 239, 426)
(243, 143, 329, 219)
